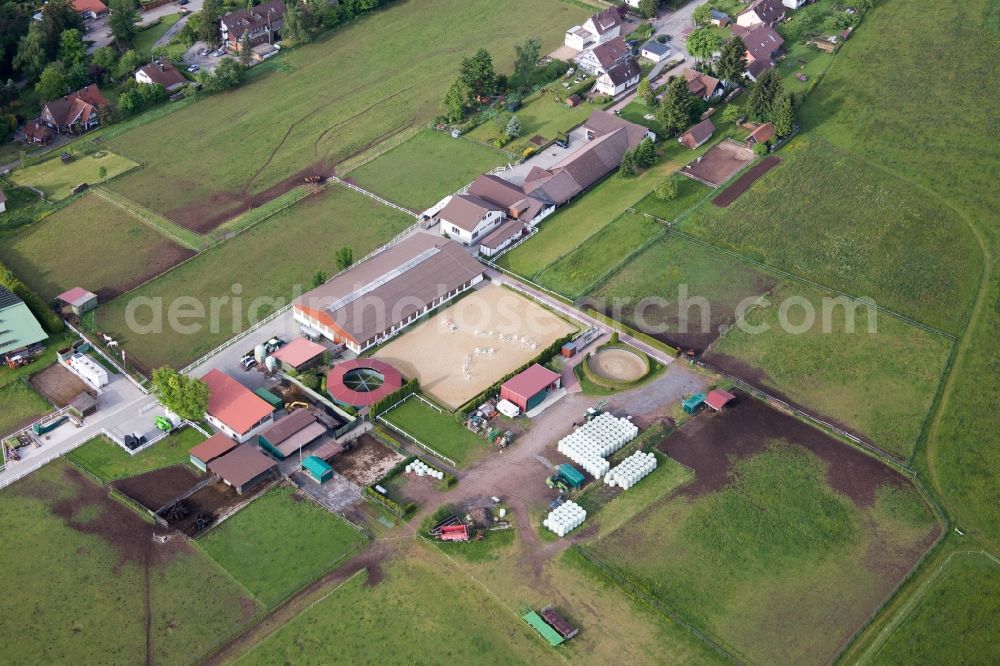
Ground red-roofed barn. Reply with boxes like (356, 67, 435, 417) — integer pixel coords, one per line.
(202, 369, 275, 443)
(705, 389, 736, 411)
(500, 364, 562, 413)
(271, 337, 327, 372)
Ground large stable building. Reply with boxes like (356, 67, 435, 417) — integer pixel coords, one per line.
(202, 369, 275, 443)
(293, 233, 484, 354)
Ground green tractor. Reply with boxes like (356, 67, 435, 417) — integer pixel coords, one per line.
(154, 416, 173, 432)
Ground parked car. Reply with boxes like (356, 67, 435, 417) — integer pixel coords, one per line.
(264, 337, 285, 353)
(187, 64, 200, 72)
(240, 354, 257, 371)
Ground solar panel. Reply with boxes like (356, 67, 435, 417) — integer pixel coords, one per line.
(325, 246, 441, 314)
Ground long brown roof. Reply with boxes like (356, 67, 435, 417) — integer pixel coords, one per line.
(590, 37, 630, 69)
(221, 0, 285, 38)
(437, 194, 500, 232)
(137, 61, 186, 89)
(208, 444, 276, 487)
(259, 409, 326, 457)
(732, 24, 784, 61)
(603, 57, 641, 86)
(680, 119, 716, 149)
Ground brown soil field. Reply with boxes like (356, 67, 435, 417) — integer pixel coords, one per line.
(330, 435, 404, 487)
(30, 364, 93, 407)
(165, 481, 250, 537)
(681, 140, 755, 187)
(111, 464, 203, 512)
(712, 155, 781, 207)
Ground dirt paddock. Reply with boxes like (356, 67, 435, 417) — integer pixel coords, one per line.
(373, 283, 577, 410)
(111, 464, 203, 512)
(29, 364, 93, 407)
(681, 140, 755, 187)
(329, 435, 404, 486)
(587, 348, 647, 382)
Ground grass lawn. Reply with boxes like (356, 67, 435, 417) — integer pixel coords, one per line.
(10, 150, 139, 200)
(633, 173, 713, 221)
(619, 100, 665, 137)
(104, 0, 587, 223)
(707, 280, 952, 459)
(0, 461, 256, 664)
(589, 442, 938, 665)
(236, 543, 557, 665)
(866, 551, 1000, 665)
(0, 193, 195, 301)
(347, 129, 509, 210)
(0, 381, 51, 436)
(467, 87, 593, 149)
(534, 211, 664, 298)
(134, 13, 182, 57)
(381, 396, 487, 466)
(199, 485, 365, 607)
(95, 184, 414, 371)
(0, 184, 56, 232)
(66, 427, 206, 483)
(776, 42, 834, 97)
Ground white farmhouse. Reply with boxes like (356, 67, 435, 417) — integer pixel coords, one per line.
(565, 6, 623, 50)
(436, 194, 505, 245)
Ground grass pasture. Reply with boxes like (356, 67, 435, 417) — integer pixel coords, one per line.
(589, 406, 940, 665)
(10, 150, 139, 200)
(95, 184, 414, 371)
(381, 396, 487, 466)
(66, 428, 205, 483)
(633, 173, 712, 221)
(103, 0, 587, 227)
(0, 193, 195, 301)
(347, 129, 509, 210)
(0, 381, 51, 436)
(467, 87, 593, 149)
(199, 486, 365, 607)
(0, 461, 256, 664)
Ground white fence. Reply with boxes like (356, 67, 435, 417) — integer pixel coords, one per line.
(328, 175, 419, 219)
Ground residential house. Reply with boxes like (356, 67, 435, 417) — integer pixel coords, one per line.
(220, 0, 285, 51)
(70, 0, 107, 19)
(678, 119, 716, 149)
(640, 41, 672, 63)
(466, 174, 548, 225)
(736, 0, 786, 27)
(593, 57, 642, 97)
(746, 122, 775, 145)
(565, 6, 623, 50)
(436, 194, 505, 245)
(731, 23, 785, 80)
(23, 120, 53, 145)
(39, 85, 108, 135)
(782, 0, 808, 8)
(684, 69, 724, 100)
(0, 286, 48, 359)
(202, 368, 275, 443)
(135, 61, 187, 93)
(575, 36, 631, 75)
(710, 10, 732, 26)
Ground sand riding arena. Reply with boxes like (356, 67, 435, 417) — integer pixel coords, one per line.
(587, 347, 649, 383)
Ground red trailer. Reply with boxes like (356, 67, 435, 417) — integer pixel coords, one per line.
(439, 524, 469, 542)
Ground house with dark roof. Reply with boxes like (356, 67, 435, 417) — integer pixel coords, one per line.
(594, 56, 641, 96)
(565, 6, 623, 50)
(220, 0, 285, 51)
(466, 174, 547, 225)
(0, 286, 47, 358)
(736, 0, 786, 27)
(39, 85, 108, 135)
(575, 36, 631, 75)
(678, 119, 716, 149)
(23, 120, 53, 145)
(732, 23, 785, 80)
(135, 61, 187, 92)
(436, 193, 504, 246)
(684, 69, 724, 100)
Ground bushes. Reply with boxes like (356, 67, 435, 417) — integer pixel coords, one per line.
(0, 261, 62, 333)
(363, 486, 415, 518)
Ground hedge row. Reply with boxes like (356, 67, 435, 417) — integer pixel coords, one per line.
(362, 486, 415, 518)
(0, 261, 63, 333)
(368, 377, 420, 419)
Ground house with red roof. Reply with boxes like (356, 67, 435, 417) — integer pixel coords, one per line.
(39, 84, 109, 135)
(679, 119, 716, 150)
(70, 0, 107, 19)
(705, 389, 736, 411)
(202, 369, 275, 443)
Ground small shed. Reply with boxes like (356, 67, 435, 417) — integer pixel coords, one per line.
(68, 392, 97, 416)
(705, 389, 736, 411)
(0, 188, 6, 214)
(565, 94, 582, 107)
(208, 444, 277, 494)
(302, 455, 333, 483)
(57, 287, 98, 315)
(561, 342, 577, 358)
(253, 387, 284, 409)
(500, 364, 562, 413)
(270, 337, 326, 372)
(640, 40, 672, 63)
(540, 607, 579, 640)
(682, 392, 706, 414)
(189, 432, 239, 471)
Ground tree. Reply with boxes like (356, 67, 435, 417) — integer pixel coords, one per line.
(512, 37, 541, 88)
(635, 137, 656, 169)
(35, 63, 68, 101)
(637, 77, 654, 106)
(638, 0, 658, 19)
(13, 24, 47, 80)
(693, 4, 712, 26)
(618, 149, 635, 177)
(152, 367, 209, 421)
(458, 48, 496, 100)
(656, 77, 695, 135)
(203, 57, 243, 91)
(108, 0, 138, 49)
(335, 247, 354, 271)
(655, 177, 678, 201)
(715, 36, 747, 87)
(752, 141, 768, 156)
(312, 270, 328, 287)
(686, 27, 722, 65)
(505, 114, 522, 139)
(113, 49, 143, 80)
(238, 33, 252, 68)
(441, 78, 470, 122)
(772, 92, 795, 136)
(199, 0, 223, 44)
(65, 61, 89, 90)
(721, 103, 742, 124)
(283, 1, 311, 45)
(748, 69, 784, 122)
(118, 87, 143, 115)
(59, 28, 86, 68)
(39, 0, 83, 59)
(91, 46, 118, 73)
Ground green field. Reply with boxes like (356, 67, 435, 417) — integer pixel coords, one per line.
(708, 280, 952, 458)
(104, 0, 587, 222)
(776, 42, 834, 97)
(467, 87, 593, 149)
(0, 193, 194, 300)
(0, 184, 56, 232)
(199, 485, 365, 607)
(0, 381, 50, 436)
(534, 211, 664, 298)
(0, 461, 256, 664)
(382, 396, 487, 466)
(633, 174, 712, 221)
(135, 13, 182, 57)
(348, 129, 508, 210)
(95, 184, 414, 371)
(67, 428, 205, 483)
(236, 544, 556, 665)
(866, 551, 1000, 665)
(10, 151, 139, 200)
(590, 442, 938, 664)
